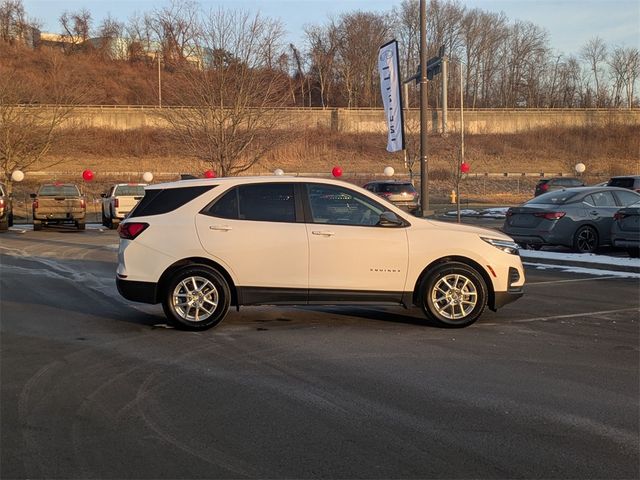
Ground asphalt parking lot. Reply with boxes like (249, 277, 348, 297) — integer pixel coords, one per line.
(1, 227, 638, 479)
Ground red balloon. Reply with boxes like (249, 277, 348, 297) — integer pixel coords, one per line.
(460, 162, 470, 174)
(82, 169, 94, 181)
(204, 170, 216, 178)
(332, 166, 343, 178)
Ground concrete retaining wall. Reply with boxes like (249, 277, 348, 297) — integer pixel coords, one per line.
(51, 106, 640, 134)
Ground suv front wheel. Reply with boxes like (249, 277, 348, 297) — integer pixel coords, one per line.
(419, 262, 488, 328)
(162, 265, 231, 330)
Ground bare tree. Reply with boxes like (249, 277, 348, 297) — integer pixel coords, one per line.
(0, 53, 88, 192)
(580, 36, 608, 107)
(162, 9, 290, 177)
(59, 7, 93, 51)
(305, 23, 339, 108)
(145, 0, 200, 68)
(609, 46, 640, 108)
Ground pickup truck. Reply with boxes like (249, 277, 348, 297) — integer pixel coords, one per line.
(101, 183, 146, 229)
(31, 183, 86, 231)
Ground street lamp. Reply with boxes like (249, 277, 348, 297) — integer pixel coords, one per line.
(157, 50, 162, 108)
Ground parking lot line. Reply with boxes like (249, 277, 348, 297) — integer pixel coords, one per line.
(527, 276, 622, 285)
(506, 307, 639, 324)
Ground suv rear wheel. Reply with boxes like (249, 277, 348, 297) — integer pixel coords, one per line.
(419, 262, 487, 328)
(162, 265, 231, 330)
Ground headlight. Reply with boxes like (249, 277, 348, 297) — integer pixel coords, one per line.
(481, 237, 520, 255)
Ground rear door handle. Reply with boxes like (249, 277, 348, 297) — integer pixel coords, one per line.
(312, 230, 335, 237)
(209, 225, 232, 231)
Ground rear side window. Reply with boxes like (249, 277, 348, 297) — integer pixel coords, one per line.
(203, 183, 296, 223)
(585, 191, 617, 207)
(129, 185, 215, 217)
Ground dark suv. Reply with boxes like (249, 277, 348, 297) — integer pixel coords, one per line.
(534, 177, 584, 196)
(0, 182, 14, 231)
(362, 181, 419, 213)
(607, 176, 640, 193)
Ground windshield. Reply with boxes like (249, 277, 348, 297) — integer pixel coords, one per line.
(526, 190, 578, 205)
(38, 185, 81, 197)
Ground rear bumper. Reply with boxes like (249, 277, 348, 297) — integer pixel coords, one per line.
(116, 277, 158, 304)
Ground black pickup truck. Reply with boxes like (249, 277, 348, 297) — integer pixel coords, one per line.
(31, 183, 86, 231)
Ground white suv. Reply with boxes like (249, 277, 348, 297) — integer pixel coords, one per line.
(116, 177, 525, 330)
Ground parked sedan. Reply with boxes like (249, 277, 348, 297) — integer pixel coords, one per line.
(503, 186, 640, 253)
(611, 201, 640, 257)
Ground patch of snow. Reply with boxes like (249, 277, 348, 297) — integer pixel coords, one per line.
(520, 249, 640, 267)
(524, 262, 640, 279)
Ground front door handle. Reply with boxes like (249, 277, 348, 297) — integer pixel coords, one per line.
(209, 225, 232, 231)
(312, 230, 335, 237)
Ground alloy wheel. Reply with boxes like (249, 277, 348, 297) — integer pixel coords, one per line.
(430, 273, 478, 320)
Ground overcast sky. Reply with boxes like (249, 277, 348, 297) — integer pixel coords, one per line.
(22, 0, 640, 57)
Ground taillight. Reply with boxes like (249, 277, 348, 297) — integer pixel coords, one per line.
(80, 198, 86, 209)
(118, 222, 148, 240)
(0, 198, 4, 208)
(33, 200, 39, 209)
(540, 183, 549, 192)
(380, 192, 392, 198)
(614, 212, 626, 221)
(534, 212, 566, 220)
(114, 198, 119, 208)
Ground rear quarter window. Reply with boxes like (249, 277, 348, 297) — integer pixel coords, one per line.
(129, 185, 215, 217)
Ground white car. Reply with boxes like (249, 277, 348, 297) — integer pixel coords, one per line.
(116, 177, 525, 330)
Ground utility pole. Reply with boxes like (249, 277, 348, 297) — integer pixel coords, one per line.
(419, 0, 429, 216)
(157, 51, 162, 108)
(442, 56, 448, 134)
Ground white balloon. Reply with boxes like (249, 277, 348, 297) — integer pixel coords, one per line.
(142, 171, 154, 182)
(273, 168, 284, 176)
(383, 166, 395, 177)
(574, 163, 586, 174)
(11, 170, 24, 182)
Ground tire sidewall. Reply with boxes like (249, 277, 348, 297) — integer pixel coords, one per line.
(420, 262, 487, 328)
(162, 266, 231, 331)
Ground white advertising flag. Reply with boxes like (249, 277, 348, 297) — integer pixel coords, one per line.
(378, 40, 405, 153)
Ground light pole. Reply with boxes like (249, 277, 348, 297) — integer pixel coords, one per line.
(457, 59, 465, 223)
(419, 0, 429, 216)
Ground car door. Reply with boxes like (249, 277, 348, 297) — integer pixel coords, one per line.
(196, 183, 308, 302)
(583, 191, 619, 243)
(303, 183, 409, 301)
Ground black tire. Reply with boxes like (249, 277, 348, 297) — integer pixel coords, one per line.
(162, 265, 231, 331)
(627, 248, 640, 258)
(8, 213, 13, 227)
(418, 262, 488, 328)
(573, 225, 598, 253)
(76, 221, 86, 231)
(33, 221, 43, 231)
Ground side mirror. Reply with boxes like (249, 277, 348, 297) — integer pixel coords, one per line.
(378, 211, 404, 227)
(29, 193, 36, 199)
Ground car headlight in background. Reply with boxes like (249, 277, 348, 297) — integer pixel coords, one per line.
(481, 237, 520, 255)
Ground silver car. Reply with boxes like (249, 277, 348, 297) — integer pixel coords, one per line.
(503, 186, 640, 253)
